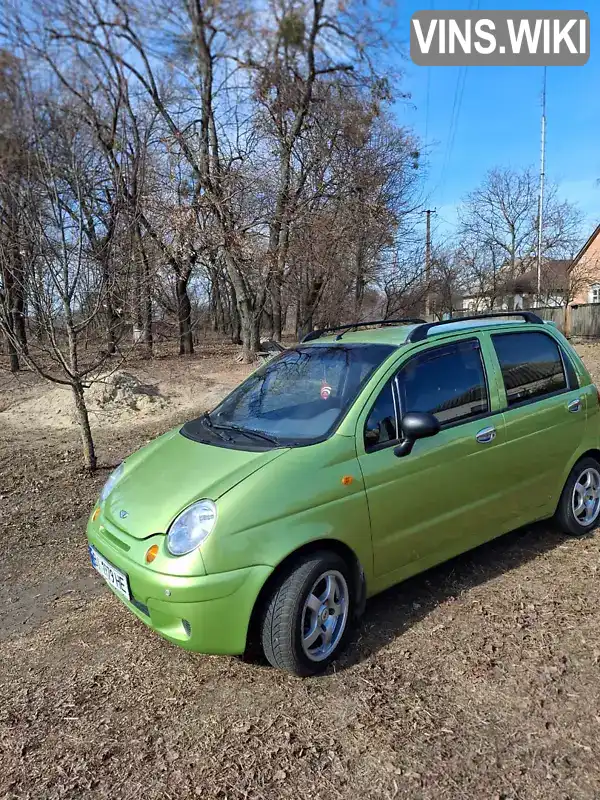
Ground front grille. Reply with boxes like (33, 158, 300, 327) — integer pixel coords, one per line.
(99, 520, 131, 552)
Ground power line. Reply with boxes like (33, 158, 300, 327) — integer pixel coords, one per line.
(425, 66, 431, 142)
(436, 66, 466, 201)
(436, 214, 459, 228)
(436, 0, 479, 201)
(448, 67, 468, 161)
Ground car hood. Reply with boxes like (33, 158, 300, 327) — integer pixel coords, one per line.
(103, 427, 288, 539)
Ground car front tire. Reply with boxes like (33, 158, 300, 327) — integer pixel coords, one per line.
(555, 456, 600, 536)
(261, 551, 354, 676)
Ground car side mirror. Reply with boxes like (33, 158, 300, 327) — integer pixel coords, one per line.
(394, 412, 440, 458)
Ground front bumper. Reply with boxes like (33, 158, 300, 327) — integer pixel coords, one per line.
(86, 519, 272, 655)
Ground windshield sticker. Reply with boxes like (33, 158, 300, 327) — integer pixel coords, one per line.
(320, 381, 332, 400)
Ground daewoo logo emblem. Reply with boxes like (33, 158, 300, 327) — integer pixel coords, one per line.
(119, 510, 129, 519)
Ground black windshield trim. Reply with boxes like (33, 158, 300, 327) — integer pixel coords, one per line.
(179, 421, 282, 451)
(212, 423, 280, 445)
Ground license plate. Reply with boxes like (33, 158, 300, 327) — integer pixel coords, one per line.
(89, 545, 131, 602)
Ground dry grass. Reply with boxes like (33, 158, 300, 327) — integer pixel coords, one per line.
(2, 341, 600, 799)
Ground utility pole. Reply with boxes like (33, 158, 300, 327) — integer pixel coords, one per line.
(536, 67, 547, 305)
(423, 209, 436, 317)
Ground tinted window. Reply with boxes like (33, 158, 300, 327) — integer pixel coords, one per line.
(396, 340, 489, 425)
(365, 381, 397, 450)
(210, 343, 394, 444)
(492, 332, 567, 406)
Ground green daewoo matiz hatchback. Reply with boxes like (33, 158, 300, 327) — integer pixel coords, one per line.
(87, 312, 600, 675)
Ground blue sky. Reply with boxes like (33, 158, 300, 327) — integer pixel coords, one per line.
(392, 0, 599, 244)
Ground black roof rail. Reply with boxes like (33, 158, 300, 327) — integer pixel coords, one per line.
(301, 318, 426, 344)
(406, 311, 544, 343)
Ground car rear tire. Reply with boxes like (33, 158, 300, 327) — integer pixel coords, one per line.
(555, 456, 600, 536)
(260, 551, 354, 676)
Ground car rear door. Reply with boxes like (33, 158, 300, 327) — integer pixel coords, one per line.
(484, 328, 589, 521)
(357, 335, 514, 587)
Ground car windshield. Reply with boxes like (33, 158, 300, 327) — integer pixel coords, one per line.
(205, 343, 394, 446)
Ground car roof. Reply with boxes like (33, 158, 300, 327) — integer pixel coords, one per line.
(309, 318, 552, 348)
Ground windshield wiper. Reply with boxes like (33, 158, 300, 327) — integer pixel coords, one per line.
(200, 412, 234, 443)
(213, 423, 280, 445)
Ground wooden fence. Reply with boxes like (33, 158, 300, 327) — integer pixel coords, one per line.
(448, 305, 600, 338)
(528, 304, 600, 338)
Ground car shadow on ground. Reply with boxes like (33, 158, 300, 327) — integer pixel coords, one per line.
(335, 522, 581, 672)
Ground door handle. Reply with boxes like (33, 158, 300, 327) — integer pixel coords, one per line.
(568, 398, 582, 413)
(476, 426, 496, 444)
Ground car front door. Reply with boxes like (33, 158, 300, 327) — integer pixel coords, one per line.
(357, 336, 515, 589)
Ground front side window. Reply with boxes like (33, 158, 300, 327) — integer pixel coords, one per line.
(364, 381, 397, 450)
(492, 331, 567, 406)
(396, 339, 489, 426)
(205, 343, 394, 445)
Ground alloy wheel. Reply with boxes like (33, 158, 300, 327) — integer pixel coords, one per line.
(300, 570, 349, 662)
(572, 467, 600, 527)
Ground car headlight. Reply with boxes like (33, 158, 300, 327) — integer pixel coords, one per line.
(167, 500, 217, 556)
(100, 462, 125, 503)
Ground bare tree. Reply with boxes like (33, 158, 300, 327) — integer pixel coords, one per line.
(246, 0, 397, 340)
(429, 248, 464, 319)
(0, 76, 136, 469)
(458, 167, 582, 308)
(0, 50, 31, 371)
(2, 0, 422, 363)
(281, 88, 422, 338)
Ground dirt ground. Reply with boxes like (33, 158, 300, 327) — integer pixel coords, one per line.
(2, 340, 600, 799)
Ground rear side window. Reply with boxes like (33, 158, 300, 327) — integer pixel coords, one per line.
(396, 339, 489, 426)
(364, 381, 397, 450)
(492, 332, 567, 406)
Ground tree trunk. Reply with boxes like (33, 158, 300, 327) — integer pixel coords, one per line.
(263, 300, 274, 340)
(297, 313, 314, 343)
(229, 284, 242, 345)
(176, 276, 194, 355)
(239, 300, 261, 362)
(133, 247, 143, 332)
(564, 304, 572, 337)
(239, 301, 254, 362)
(13, 293, 28, 356)
(268, 215, 291, 343)
(1, 264, 20, 370)
(294, 300, 301, 340)
(136, 223, 153, 355)
(6, 328, 19, 372)
(209, 280, 218, 331)
(213, 275, 225, 334)
(6, 235, 28, 356)
(297, 277, 323, 341)
(354, 241, 366, 318)
(271, 279, 282, 342)
(71, 381, 97, 471)
(143, 272, 153, 355)
(106, 305, 120, 355)
(220, 249, 259, 358)
(251, 315, 260, 354)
